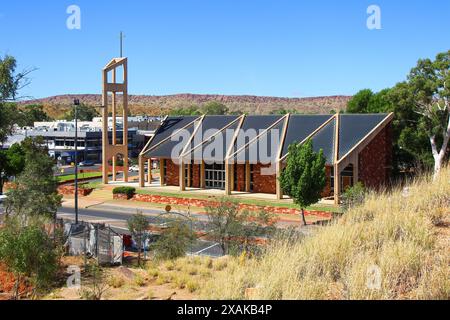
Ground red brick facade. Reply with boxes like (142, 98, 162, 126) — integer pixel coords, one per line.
(358, 125, 392, 190)
(251, 163, 276, 194)
(234, 164, 246, 192)
(164, 159, 180, 186)
(191, 164, 201, 188)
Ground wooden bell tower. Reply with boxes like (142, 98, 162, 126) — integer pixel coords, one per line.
(102, 57, 129, 184)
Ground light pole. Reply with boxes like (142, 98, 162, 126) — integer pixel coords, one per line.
(74, 99, 80, 225)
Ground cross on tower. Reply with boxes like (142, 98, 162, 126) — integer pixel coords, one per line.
(119, 31, 125, 57)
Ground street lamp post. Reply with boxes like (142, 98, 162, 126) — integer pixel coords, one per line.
(74, 99, 80, 225)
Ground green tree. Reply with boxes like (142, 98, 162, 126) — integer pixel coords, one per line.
(169, 105, 201, 116)
(346, 89, 373, 113)
(64, 103, 100, 121)
(202, 101, 229, 115)
(5, 137, 61, 218)
(19, 104, 51, 126)
(153, 218, 196, 260)
(0, 215, 58, 299)
(279, 139, 326, 225)
(127, 212, 149, 266)
(205, 197, 274, 255)
(205, 197, 244, 255)
(405, 50, 450, 178)
(0, 142, 26, 193)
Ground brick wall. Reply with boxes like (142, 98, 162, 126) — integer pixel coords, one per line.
(252, 163, 276, 194)
(234, 164, 246, 192)
(165, 159, 180, 186)
(358, 124, 392, 190)
(191, 164, 201, 188)
(321, 165, 333, 198)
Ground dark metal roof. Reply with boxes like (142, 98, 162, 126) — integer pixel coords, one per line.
(231, 119, 286, 164)
(187, 115, 239, 152)
(146, 116, 199, 151)
(281, 115, 333, 158)
(146, 120, 197, 158)
(338, 114, 389, 159)
(185, 119, 241, 163)
(310, 118, 336, 164)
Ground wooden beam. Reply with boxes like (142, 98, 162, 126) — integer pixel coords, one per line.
(334, 113, 340, 205)
(276, 114, 290, 199)
(160, 158, 165, 186)
(225, 160, 231, 195)
(245, 162, 251, 192)
(200, 161, 205, 188)
(179, 161, 186, 191)
(147, 159, 152, 185)
(138, 155, 145, 187)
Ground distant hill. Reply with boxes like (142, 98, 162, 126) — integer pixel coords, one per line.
(20, 94, 351, 119)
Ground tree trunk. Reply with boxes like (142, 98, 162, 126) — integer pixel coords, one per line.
(301, 208, 307, 226)
(137, 235, 141, 266)
(13, 274, 21, 300)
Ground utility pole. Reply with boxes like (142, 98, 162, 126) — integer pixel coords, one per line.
(74, 99, 80, 225)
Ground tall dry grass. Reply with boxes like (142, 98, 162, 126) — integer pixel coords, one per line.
(202, 167, 450, 300)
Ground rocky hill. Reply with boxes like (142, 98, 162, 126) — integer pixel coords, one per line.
(20, 94, 351, 119)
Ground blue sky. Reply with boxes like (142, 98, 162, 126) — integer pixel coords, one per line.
(1, 0, 449, 99)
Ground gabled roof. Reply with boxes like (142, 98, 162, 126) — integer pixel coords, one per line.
(338, 114, 388, 159)
(280, 114, 334, 159)
(142, 113, 394, 165)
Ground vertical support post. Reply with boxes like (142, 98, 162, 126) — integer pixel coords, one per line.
(230, 163, 234, 193)
(187, 163, 191, 188)
(276, 161, 283, 200)
(102, 69, 109, 185)
(334, 164, 341, 205)
(138, 156, 145, 187)
(225, 161, 231, 196)
(245, 162, 251, 192)
(147, 159, 152, 185)
(180, 160, 186, 191)
(112, 68, 117, 182)
(333, 112, 340, 205)
(200, 160, 205, 188)
(122, 61, 129, 183)
(160, 159, 165, 186)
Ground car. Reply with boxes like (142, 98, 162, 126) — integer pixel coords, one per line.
(79, 160, 96, 167)
(129, 165, 140, 172)
(0, 194, 7, 204)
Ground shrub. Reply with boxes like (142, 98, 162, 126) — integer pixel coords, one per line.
(341, 182, 366, 210)
(186, 280, 200, 293)
(107, 275, 125, 288)
(112, 186, 136, 197)
(134, 273, 147, 287)
(153, 218, 196, 260)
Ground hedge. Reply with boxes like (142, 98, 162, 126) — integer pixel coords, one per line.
(112, 187, 136, 197)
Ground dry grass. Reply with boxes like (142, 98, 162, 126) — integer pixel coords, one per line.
(202, 167, 450, 300)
